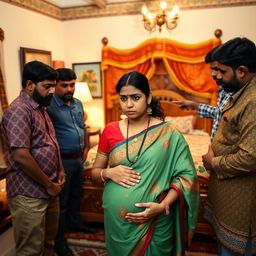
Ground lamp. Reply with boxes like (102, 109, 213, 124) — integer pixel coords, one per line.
(74, 82, 93, 121)
(141, 1, 179, 32)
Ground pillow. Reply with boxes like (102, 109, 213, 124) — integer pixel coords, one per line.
(84, 145, 98, 171)
(165, 115, 195, 134)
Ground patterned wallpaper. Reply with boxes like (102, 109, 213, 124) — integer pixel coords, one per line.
(1, 0, 256, 20)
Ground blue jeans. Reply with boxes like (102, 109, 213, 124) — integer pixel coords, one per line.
(55, 157, 84, 247)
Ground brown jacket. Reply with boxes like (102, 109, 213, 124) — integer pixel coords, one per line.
(205, 76, 256, 255)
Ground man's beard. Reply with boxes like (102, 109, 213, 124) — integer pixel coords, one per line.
(217, 74, 241, 93)
(33, 87, 53, 107)
(61, 92, 73, 102)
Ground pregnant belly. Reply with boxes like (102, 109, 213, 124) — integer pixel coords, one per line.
(102, 181, 156, 217)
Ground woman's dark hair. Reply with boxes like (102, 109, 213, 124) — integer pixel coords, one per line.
(115, 71, 165, 120)
(22, 60, 58, 89)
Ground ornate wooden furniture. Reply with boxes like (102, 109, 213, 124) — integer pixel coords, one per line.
(80, 176, 104, 223)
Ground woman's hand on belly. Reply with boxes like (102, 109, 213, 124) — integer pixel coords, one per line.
(107, 165, 141, 188)
(124, 202, 166, 224)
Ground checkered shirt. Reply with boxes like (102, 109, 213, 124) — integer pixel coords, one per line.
(198, 88, 232, 141)
(2, 91, 61, 198)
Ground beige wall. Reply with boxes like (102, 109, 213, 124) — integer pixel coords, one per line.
(0, 2, 65, 102)
(1, 1, 256, 128)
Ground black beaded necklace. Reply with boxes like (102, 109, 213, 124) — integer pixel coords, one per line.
(126, 117, 151, 164)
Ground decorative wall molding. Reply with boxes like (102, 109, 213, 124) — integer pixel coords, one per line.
(1, 0, 256, 20)
(0, 0, 62, 19)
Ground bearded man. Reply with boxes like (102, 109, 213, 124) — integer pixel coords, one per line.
(2, 60, 65, 256)
(202, 37, 256, 256)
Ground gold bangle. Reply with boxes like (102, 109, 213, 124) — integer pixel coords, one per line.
(100, 169, 106, 183)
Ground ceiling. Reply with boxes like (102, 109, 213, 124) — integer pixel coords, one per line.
(45, 0, 140, 9)
(45, 0, 92, 8)
(2, 0, 255, 20)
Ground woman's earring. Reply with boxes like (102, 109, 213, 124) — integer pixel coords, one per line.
(147, 105, 152, 115)
(120, 113, 128, 119)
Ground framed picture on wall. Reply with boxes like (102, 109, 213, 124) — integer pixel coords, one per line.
(72, 62, 102, 98)
(20, 47, 52, 72)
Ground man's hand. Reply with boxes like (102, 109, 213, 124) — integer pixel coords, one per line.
(58, 170, 66, 187)
(172, 100, 199, 111)
(202, 145, 214, 171)
(46, 182, 62, 197)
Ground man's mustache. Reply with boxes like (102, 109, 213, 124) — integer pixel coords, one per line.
(64, 92, 73, 96)
(216, 79, 223, 86)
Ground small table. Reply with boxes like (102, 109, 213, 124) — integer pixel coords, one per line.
(87, 127, 101, 137)
(87, 127, 101, 148)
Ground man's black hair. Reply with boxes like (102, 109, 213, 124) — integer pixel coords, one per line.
(56, 68, 77, 82)
(212, 37, 256, 72)
(205, 45, 221, 63)
(22, 61, 58, 89)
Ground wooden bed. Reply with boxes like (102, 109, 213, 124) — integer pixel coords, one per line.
(81, 89, 214, 236)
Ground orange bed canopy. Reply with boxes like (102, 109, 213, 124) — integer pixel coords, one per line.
(101, 36, 222, 123)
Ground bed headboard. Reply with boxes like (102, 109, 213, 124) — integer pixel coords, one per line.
(152, 90, 196, 117)
(106, 89, 212, 133)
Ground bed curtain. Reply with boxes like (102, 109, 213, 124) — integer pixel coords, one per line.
(101, 37, 222, 114)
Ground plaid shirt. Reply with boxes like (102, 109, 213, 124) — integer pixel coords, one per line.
(2, 91, 61, 198)
(198, 88, 232, 141)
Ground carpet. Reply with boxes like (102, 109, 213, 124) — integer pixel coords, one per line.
(187, 233, 218, 255)
(66, 229, 107, 256)
(66, 225, 218, 256)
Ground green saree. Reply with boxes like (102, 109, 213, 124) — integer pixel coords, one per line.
(102, 122, 199, 256)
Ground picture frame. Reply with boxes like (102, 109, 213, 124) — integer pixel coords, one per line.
(20, 47, 52, 72)
(72, 62, 102, 98)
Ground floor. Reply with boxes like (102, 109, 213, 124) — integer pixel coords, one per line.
(0, 226, 219, 256)
(0, 226, 15, 256)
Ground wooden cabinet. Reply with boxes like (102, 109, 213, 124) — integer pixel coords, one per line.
(80, 177, 104, 223)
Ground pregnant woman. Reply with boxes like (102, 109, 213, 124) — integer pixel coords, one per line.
(92, 71, 199, 256)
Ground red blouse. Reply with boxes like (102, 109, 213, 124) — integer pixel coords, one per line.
(98, 121, 125, 154)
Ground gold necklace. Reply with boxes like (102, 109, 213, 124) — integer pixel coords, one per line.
(126, 117, 150, 165)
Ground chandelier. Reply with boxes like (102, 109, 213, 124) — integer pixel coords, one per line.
(141, 1, 180, 32)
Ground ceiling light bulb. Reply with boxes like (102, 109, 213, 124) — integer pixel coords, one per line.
(160, 1, 167, 10)
(172, 5, 179, 15)
(141, 5, 148, 16)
